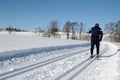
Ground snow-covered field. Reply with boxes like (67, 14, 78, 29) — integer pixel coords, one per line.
(0, 32, 120, 80)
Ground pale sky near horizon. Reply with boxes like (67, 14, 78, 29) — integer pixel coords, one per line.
(0, 0, 120, 31)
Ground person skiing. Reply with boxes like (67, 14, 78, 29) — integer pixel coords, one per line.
(89, 23, 103, 58)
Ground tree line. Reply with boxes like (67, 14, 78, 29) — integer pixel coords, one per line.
(105, 20, 120, 42)
(1, 20, 120, 41)
(35, 20, 120, 41)
(35, 21, 86, 40)
(0, 26, 25, 32)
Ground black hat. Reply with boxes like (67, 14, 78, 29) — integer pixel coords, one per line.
(95, 23, 99, 27)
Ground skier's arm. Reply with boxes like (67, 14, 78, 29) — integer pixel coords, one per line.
(89, 29, 91, 33)
(99, 29, 103, 41)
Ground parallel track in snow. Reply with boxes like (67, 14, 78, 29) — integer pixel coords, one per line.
(0, 46, 90, 80)
(0, 44, 108, 80)
(55, 44, 108, 80)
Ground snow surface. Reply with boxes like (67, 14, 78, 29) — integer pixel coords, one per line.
(0, 32, 120, 80)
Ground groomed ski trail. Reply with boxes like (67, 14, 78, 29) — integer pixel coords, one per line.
(54, 44, 108, 80)
(0, 44, 90, 80)
(0, 42, 114, 80)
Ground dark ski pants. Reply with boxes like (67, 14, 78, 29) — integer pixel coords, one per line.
(90, 38, 100, 56)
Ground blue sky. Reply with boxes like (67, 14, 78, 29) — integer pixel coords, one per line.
(0, 0, 120, 31)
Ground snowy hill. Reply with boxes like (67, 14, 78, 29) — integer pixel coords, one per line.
(0, 32, 120, 80)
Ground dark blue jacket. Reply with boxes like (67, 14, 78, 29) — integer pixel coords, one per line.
(89, 26, 103, 41)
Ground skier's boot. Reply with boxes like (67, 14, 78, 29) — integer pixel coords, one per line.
(91, 55, 93, 58)
(97, 53, 99, 58)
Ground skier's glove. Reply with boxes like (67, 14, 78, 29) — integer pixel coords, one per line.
(99, 39, 102, 41)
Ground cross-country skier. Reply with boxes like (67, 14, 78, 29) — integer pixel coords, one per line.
(89, 23, 103, 58)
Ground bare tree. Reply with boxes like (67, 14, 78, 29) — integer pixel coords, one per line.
(79, 23, 83, 40)
(48, 21, 59, 38)
(63, 21, 71, 39)
(71, 22, 77, 39)
(114, 21, 120, 41)
(64, 21, 81, 39)
(105, 22, 115, 33)
(114, 20, 120, 35)
(105, 20, 120, 42)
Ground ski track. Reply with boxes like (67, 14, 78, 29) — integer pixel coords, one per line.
(54, 44, 108, 80)
(0, 43, 89, 61)
(0, 44, 90, 80)
(0, 43, 109, 80)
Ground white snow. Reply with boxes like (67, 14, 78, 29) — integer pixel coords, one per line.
(0, 32, 120, 80)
